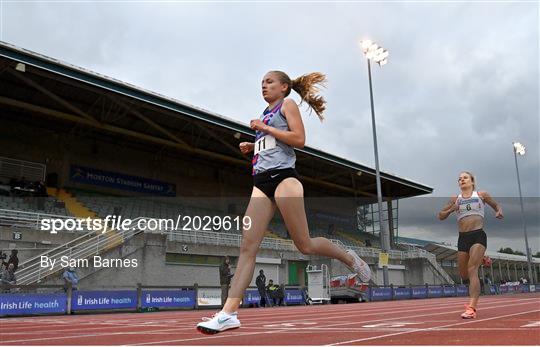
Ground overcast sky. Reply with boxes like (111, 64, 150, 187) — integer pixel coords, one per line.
(1, 1, 538, 252)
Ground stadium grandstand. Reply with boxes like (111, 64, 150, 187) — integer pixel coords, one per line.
(0, 40, 538, 298)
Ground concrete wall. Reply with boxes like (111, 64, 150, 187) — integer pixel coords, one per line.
(41, 233, 290, 289)
(4, 228, 446, 288)
(0, 226, 82, 265)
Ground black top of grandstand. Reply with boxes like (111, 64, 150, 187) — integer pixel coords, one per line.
(0, 41, 433, 198)
(396, 236, 433, 247)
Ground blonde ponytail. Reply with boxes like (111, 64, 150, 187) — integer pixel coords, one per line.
(270, 71, 327, 121)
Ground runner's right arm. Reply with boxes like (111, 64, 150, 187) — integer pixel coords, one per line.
(438, 196, 458, 220)
(239, 142, 255, 154)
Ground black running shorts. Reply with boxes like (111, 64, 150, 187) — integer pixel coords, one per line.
(457, 228, 487, 252)
(253, 168, 299, 199)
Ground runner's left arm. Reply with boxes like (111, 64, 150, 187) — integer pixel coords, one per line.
(479, 191, 503, 219)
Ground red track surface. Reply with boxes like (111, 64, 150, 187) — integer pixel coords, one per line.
(1, 293, 539, 345)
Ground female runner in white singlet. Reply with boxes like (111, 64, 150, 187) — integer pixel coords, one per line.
(438, 171, 503, 319)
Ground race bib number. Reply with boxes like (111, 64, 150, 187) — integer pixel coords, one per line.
(458, 199, 480, 213)
(254, 135, 276, 155)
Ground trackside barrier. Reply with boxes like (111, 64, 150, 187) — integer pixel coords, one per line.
(196, 286, 306, 308)
(1, 283, 533, 316)
(1, 283, 197, 316)
(367, 283, 535, 301)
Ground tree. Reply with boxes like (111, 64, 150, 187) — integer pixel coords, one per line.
(498, 247, 526, 256)
(499, 247, 515, 254)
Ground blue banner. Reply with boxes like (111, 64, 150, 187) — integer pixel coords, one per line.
(284, 289, 305, 305)
(244, 289, 261, 305)
(522, 284, 530, 293)
(70, 165, 176, 196)
(393, 287, 411, 300)
(428, 286, 443, 298)
(0, 293, 66, 316)
(72, 290, 137, 311)
(142, 290, 195, 308)
(443, 286, 456, 297)
(370, 287, 392, 301)
(500, 285, 508, 293)
(457, 285, 469, 296)
(412, 286, 428, 299)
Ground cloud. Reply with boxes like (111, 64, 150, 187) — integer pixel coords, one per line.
(398, 197, 539, 253)
(2, 2, 538, 250)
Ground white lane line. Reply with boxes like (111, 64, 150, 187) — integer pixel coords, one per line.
(123, 300, 540, 346)
(233, 297, 539, 332)
(1, 293, 524, 326)
(308, 297, 539, 330)
(1, 297, 537, 344)
(521, 321, 540, 328)
(120, 328, 295, 346)
(1, 294, 529, 330)
(327, 309, 540, 345)
(0, 298, 481, 335)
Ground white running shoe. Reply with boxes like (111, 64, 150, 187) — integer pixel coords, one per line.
(346, 249, 371, 283)
(196, 311, 240, 334)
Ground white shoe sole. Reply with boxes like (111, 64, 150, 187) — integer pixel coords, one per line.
(196, 323, 241, 334)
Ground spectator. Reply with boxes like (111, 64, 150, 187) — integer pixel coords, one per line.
(219, 256, 233, 307)
(266, 279, 280, 307)
(1, 263, 17, 291)
(256, 269, 267, 307)
(274, 284, 285, 306)
(0, 250, 7, 270)
(4, 250, 19, 273)
(365, 239, 372, 247)
(62, 267, 79, 292)
(36, 180, 47, 210)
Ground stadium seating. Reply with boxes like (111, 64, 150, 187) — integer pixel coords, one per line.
(0, 196, 70, 216)
(63, 189, 372, 247)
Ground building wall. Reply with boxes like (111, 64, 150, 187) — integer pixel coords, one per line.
(3, 223, 460, 288)
(23, 230, 445, 290)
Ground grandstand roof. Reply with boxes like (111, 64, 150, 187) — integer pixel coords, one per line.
(0, 41, 433, 198)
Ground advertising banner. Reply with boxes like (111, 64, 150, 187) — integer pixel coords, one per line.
(443, 286, 456, 297)
(0, 293, 66, 316)
(197, 288, 221, 306)
(393, 287, 411, 300)
(141, 290, 195, 308)
(370, 287, 392, 301)
(72, 290, 137, 311)
(70, 165, 176, 196)
(457, 285, 469, 296)
(284, 289, 305, 305)
(428, 286, 443, 298)
(243, 289, 261, 306)
(412, 286, 428, 299)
